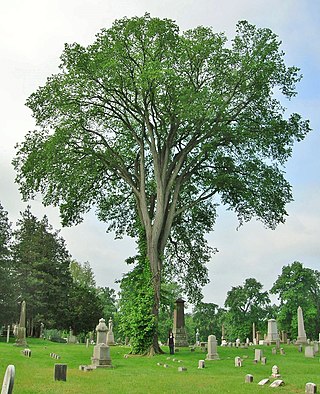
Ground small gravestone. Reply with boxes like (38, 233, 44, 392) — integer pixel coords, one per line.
(313, 342, 319, 353)
(261, 356, 267, 365)
(305, 382, 317, 393)
(1, 365, 15, 394)
(280, 348, 285, 355)
(54, 364, 67, 381)
(6, 326, 10, 344)
(276, 339, 280, 349)
(305, 346, 315, 358)
(298, 344, 303, 352)
(198, 360, 205, 369)
(254, 349, 263, 361)
(178, 367, 187, 372)
(163, 364, 169, 368)
(270, 380, 284, 387)
(106, 317, 115, 346)
(271, 365, 280, 378)
(272, 347, 277, 355)
(245, 374, 253, 383)
(235, 357, 242, 367)
(258, 378, 269, 386)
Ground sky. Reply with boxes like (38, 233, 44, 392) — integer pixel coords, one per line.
(0, 0, 319, 307)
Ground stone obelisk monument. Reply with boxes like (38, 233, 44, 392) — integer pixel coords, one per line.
(172, 298, 188, 347)
(296, 306, 307, 344)
(14, 300, 28, 347)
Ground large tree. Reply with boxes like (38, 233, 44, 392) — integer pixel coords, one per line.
(224, 278, 272, 340)
(13, 15, 310, 353)
(270, 262, 320, 339)
(12, 207, 73, 335)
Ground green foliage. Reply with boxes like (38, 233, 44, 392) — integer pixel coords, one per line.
(192, 302, 226, 342)
(69, 260, 96, 287)
(117, 228, 156, 354)
(0, 202, 16, 325)
(12, 206, 73, 335)
(43, 328, 67, 343)
(13, 14, 310, 351)
(224, 278, 271, 340)
(271, 261, 320, 338)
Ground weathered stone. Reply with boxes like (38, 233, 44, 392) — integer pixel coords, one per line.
(54, 364, 67, 381)
(206, 335, 219, 360)
(178, 367, 187, 372)
(269, 379, 284, 387)
(173, 299, 188, 347)
(280, 348, 285, 355)
(95, 318, 108, 345)
(234, 357, 242, 367)
(254, 349, 263, 361)
(91, 343, 112, 368)
(305, 382, 317, 393)
(198, 360, 205, 369)
(1, 365, 15, 394)
(271, 365, 281, 378)
(258, 378, 269, 386)
(296, 306, 307, 344)
(14, 301, 28, 347)
(245, 374, 253, 383)
(163, 364, 169, 368)
(265, 319, 280, 344)
(261, 356, 267, 365)
(305, 346, 315, 358)
(106, 317, 115, 346)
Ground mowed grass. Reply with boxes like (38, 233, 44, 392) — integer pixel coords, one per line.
(0, 338, 319, 393)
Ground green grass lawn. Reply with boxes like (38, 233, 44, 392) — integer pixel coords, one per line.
(0, 338, 319, 393)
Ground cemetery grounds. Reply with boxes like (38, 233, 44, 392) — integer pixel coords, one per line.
(0, 338, 319, 393)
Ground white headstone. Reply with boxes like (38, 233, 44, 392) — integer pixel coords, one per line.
(305, 382, 317, 394)
(270, 380, 284, 387)
(271, 365, 280, 378)
(258, 378, 269, 386)
(206, 335, 220, 360)
(296, 306, 307, 344)
(1, 365, 15, 394)
(305, 346, 315, 358)
(254, 349, 263, 361)
(234, 356, 242, 367)
(265, 319, 279, 343)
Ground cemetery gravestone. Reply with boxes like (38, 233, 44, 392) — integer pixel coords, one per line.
(271, 365, 281, 378)
(106, 317, 115, 346)
(206, 335, 220, 360)
(258, 378, 269, 386)
(198, 360, 205, 369)
(254, 349, 263, 361)
(1, 365, 15, 394)
(270, 380, 284, 387)
(296, 306, 307, 344)
(15, 301, 27, 347)
(305, 346, 315, 358)
(265, 319, 280, 344)
(54, 364, 67, 381)
(305, 383, 317, 394)
(245, 374, 253, 383)
(235, 357, 242, 367)
(172, 299, 188, 347)
(91, 318, 112, 368)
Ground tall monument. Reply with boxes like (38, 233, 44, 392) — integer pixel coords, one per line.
(296, 306, 307, 344)
(172, 298, 188, 347)
(14, 300, 28, 347)
(265, 319, 280, 344)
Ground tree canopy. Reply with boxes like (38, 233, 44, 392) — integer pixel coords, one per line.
(13, 14, 310, 353)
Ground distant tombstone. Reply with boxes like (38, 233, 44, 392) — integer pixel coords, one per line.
(281, 330, 287, 343)
(254, 349, 263, 361)
(106, 317, 115, 346)
(234, 356, 242, 367)
(245, 374, 253, 383)
(305, 383, 317, 394)
(276, 339, 280, 349)
(221, 324, 225, 341)
(96, 319, 107, 344)
(206, 335, 220, 360)
(178, 367, 187, 372)
(198, 360, 205, 369)
(265, 319, 280, 343)
(172, 299, 188, 347)
(280, 348, 285, 355)
(296, 306, 307, 344)
(261, 356, 267, 365)
(252, 322, 256, 343)
(270, 380, 284, 387)
(91, 318, 112, 368)
(305, 346, 315, 358)
(298, 344, 303, 352)
(271, 365, 281, 378)
(195, 329, 200, 346)
(313, 342, 319, 353)
(68, 328, 77, 344)
(272, 347, 277, 355)
(235, 338, 240, 347)
(54, 364, 67, 381)
(6, 326, 10, 344)
(1, 365, 15, 394)
(14, 301, 28, 347)
(40, 322, 44, 339)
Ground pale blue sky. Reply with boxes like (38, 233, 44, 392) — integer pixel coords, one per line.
(0, 0, 319, 306)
